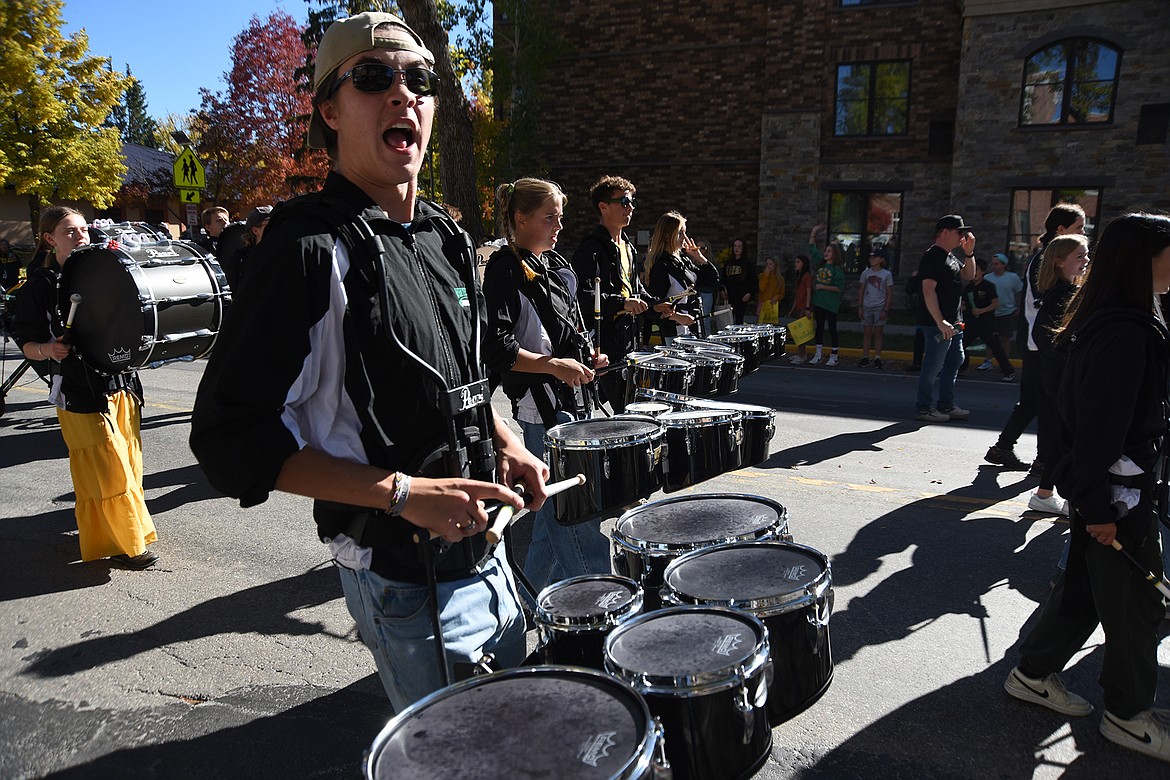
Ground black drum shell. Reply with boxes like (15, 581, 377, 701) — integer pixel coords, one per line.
(661, 541, 834, 725)
(365, 666, 663, 779)
(536, 574, 644, 670)
(708, 333, 760, 373)
(633, 356, 695, 395)
(690, 349, 742, 396)
(657, 409, 744, 492)
(611, 493, 791, 610)
(653, 348, 722, 397)
(604, 606, 773, 780)
(724, 326, 773, 362)
(684, 399, 776, 466)
(545, 416, 665, 525)
(58, 239, 229, 374)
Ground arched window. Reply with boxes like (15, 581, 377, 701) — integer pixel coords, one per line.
(1020, 39, 1120, 126)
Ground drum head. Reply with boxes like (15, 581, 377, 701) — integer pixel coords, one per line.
(624, 401, 672, 417)
(665, 542, 828, 609)
(606, 607, 762, 680)
(639, 356, 692, 371)
(368, 668, 654, 779)
(616, 494, 786, 547)
(658, 409, 740, 426)
(538, 575, 640, 622)
(545, 416, 660, 448)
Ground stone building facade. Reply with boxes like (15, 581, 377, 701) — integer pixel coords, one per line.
(515, 0, 1169, 288)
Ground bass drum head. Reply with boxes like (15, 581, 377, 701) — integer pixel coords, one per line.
(366, 667, 658, 779)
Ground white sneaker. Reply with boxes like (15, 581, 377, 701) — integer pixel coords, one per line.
(977, 360, 993, 371)
(915, 408, 950, 423)
(810, 353, 823, 365)
(826, 354, 838, 366)
(940, 405, 970, 420)
(789, 355, 804, 365)
(1004, 667, 1093, 717)
(1028, 492, 1069, 516)
(1100, 710, 1170, 763)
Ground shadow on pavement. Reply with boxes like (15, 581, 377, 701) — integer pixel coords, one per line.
(22, 563, 345, 678)
(763, 420, 921, 469)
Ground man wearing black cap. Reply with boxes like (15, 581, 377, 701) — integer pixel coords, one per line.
(190, 11, 548, 712)
(914, 214, 977, 422)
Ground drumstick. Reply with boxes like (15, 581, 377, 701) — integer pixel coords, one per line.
(593, 277, 601, 358)
(1110, 539, 1170, 599)
(61, 293, 82, 345)
(485, 474, 586, 544)
(596, 352, 657, 377)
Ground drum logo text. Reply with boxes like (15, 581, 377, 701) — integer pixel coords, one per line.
(108, 347, 131, 364)
(781, 564, 808, 582)
(713, 632, 743, 657)
(145, 247, 181, 259)
(577, 732, 617, 767)
(458, 385, 484, 411)
(595, 590, 626, 610)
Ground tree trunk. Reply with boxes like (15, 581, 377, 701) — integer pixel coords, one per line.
(398, 0, 486, 244)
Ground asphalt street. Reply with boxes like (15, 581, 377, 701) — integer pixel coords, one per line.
(1, 348, 1168, 779)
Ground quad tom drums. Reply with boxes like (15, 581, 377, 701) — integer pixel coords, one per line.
(58, 235, 230, 374)
(633, 356, 695, 395)
(653, 348, 722, 397)
(612, 493, 792, 609)
(657, 409, 743, 492)
(536, 574, 644, 670)
(605, 606, 773, 780)
(662, 541, 834, 724)
(365, 666, 670, 779)
(545, 416, 665, 525)
(685, 399, 776, 466)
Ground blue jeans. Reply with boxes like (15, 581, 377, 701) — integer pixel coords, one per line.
(337, 553, 526, 713)
(520, 417, 612, 596)
(916, 325, 965, 412)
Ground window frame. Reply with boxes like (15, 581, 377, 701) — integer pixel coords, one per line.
(833, 59, 912, 138)
(1006, 188, 1102, 270)
(1018, 38, 1121, 127)
(826, 190, 904, 275)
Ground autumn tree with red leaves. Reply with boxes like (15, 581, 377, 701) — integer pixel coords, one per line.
(196, 10, 330, 212)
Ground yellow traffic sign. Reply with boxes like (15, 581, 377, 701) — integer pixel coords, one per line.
(173, 147, 206, 190)
(178, 188, 201, 205)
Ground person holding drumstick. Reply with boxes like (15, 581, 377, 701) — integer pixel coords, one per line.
(643, 211, 719, 345)
(1005, 213, 1170, 763)
(11, 205, 158, 569)
(571, 175, 671, 413)
(482, 178, 610, 592)
(190, 12, 548, 713)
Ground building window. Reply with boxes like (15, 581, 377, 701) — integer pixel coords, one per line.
(827, 191, 903, 274)
(1020, 39, 1120, 126)
(835, 61, 910, 136)
(1007, 188, 1101, 268)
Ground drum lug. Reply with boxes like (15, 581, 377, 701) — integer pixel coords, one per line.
(731, 421, 743, 451)
(684, 431, 693, 456)
(735, 674, 755, 743)
(651, 717, 673, 779)
(603, 450, 611, 479)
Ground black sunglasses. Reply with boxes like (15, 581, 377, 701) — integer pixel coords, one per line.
(327, 63, 440, 98)
(604, 196, 636, 208)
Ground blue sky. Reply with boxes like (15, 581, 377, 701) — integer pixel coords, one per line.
(61, 0, 309, 118)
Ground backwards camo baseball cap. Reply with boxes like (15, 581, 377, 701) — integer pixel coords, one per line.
(308, 12, 435, 150)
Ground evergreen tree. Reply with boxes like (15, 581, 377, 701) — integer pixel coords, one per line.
(123, 67, 159, 148)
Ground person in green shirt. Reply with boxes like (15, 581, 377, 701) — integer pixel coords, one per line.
(808, 224, 845, 365)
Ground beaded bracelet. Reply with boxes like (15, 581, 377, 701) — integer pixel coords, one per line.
(388, 472, 411, 516)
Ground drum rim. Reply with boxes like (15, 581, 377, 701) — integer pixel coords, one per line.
(603, 605, 771, 695)
(658, 409, 743, 427)
(634, 359, 695, 374)
(660, 540, 833, 616)
(684, 399, 775, 419)
(633, 388, 697, 406)
(673, 337, 735, 353)
(611, 493, 789, 554)
(623, 401, 674, 413)
(536, 574, 645, 631)
(365, 665, 660, 779)
(545, 415, 664, 449)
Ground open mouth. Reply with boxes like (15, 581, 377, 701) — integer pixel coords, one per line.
(383, 123, 415, 151)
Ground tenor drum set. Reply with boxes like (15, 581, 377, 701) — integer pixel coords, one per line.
(366, 326, 838, 780)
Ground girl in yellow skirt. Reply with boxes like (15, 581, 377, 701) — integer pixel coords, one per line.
(12, 206, 158, 569)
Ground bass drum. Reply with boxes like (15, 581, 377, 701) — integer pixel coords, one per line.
(59, 238, 230, 374)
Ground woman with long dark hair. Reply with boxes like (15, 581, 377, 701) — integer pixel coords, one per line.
(721, 237, 756, 325)
(1005, 213, 1170, 763)
(644, 211, 718, 344)
(787, 254, 813, 364)
(11, 206, 158, 569)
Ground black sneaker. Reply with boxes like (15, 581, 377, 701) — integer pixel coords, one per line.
(874, 358, 883, 369)
(858, 358, 870, 368)
(1001, 372, 1016, 383)
(110, 550, 159, 570)
(985, 445, 1029, 470)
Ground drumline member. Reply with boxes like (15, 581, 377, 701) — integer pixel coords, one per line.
(189, 12, 548, 713)
(644, 211, 719, 344)
(11, 206, 159, 569)
(571, 175, 672, 413)
(482, 178, 611, 593)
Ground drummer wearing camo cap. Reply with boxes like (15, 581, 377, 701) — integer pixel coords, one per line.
(191, 11, 548, 712)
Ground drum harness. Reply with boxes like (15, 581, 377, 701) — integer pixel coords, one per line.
(289, 195, 543, 687)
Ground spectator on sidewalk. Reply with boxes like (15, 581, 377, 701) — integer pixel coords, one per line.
(808, 225, 844, 366)
(857, 247, 893, 368)
(788, 254, 813, 364)
(960, 262, 1016, 381)
(757, 257, 783, 325)
(914, 215, 977, 423)
(984, 252, 1023, 368)
(721, 238, 756, 325)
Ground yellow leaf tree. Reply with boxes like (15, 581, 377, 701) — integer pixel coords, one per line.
(0, 0, 130, 235)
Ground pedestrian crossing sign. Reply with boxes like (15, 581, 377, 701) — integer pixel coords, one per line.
(173, 148, 206, 190)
